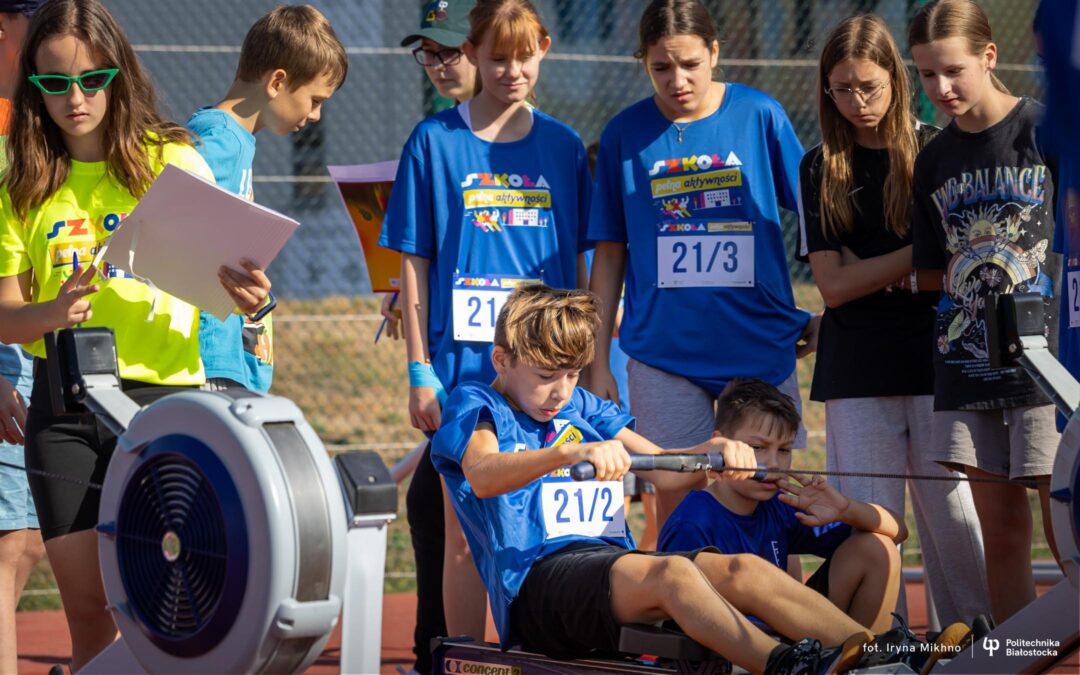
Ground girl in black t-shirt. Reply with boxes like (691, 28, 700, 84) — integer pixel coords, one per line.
(797, 14, 989, 627)
(909, 0, 1062, 623)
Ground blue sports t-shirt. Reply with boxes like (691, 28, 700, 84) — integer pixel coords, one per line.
(1040, 0, 1080, 429)
(380, 107, 591, 392)
(657, 489, 851, 564)
(431, 382, 635, 647)
(186, 108, 273, 392)
(588, 85, 809, 395)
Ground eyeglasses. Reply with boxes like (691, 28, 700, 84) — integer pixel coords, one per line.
(28, 68, 119, 95)
(412, 46, 463, 67)
(825, 81, 888, 105)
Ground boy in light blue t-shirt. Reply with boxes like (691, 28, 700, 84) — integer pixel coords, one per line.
(430, 284, 943, 674)
(186, 5, 347, 391)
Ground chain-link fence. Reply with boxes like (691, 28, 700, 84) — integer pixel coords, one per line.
(99, 0, 1047, 456)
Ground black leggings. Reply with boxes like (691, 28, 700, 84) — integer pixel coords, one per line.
(25, 359, 192, 540)
(406, 443, 447, 674)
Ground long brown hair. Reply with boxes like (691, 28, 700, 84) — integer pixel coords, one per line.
(908, 0, 1009, 94)
(817, 14, 918, 240)
(5, 0, 193, 220)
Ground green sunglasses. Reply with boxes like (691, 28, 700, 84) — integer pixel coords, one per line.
(28, 68, 119, 95)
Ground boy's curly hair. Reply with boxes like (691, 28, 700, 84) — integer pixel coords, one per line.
(494, 284, 600, 371)
(714, 378, 801, 440)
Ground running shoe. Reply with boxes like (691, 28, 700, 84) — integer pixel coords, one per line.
(854, 613, 971, 674)
(764, 632, 871, 674)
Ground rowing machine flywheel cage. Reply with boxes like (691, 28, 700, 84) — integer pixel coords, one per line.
(96, 391, 348, 673)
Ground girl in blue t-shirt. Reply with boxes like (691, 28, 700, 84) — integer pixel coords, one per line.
(587, 0, 815, 524)
(380, 0, 591, 644)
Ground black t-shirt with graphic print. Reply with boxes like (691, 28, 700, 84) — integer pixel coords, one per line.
(798, 125, 940, 402)
(912, 98, 1060, 411)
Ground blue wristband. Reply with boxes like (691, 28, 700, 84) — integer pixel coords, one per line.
(408, 361, 447, 405)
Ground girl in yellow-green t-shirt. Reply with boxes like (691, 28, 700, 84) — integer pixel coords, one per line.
(0, 1, 263, 669)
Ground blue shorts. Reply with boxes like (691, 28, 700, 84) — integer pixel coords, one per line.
(0, 355, 37, 531)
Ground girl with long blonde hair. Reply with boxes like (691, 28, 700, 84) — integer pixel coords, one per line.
(797, 13, 989, 627)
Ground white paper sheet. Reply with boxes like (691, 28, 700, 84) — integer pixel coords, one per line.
(100, 163, 299, 320)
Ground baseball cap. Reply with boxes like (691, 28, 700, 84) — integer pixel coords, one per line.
(0, 0, 43, 15)
(400, 0, 475, 48)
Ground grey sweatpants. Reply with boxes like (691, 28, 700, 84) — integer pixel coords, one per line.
(825, 395, 991, 626)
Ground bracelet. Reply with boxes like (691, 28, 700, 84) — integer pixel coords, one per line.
(408, 361, 448, 405)
(247, 290, 276, 322)
(909, 270, 919, 294)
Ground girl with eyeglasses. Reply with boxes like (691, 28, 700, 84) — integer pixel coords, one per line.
(380, 0, 591, 652)
(796, 13, 989, 627)
(909, 0, 1061, 623)
(0, 0, 220, 668)
(587, 0, 815, 527)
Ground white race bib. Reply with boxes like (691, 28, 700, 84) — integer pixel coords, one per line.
(452, 273, 540, 342)
(540, 480, 626, 539)
(656, 221, 755, 288)
(1069, 270, 1080, 328)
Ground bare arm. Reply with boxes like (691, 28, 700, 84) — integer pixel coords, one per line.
(840, 500, 908, 543)
(401, 253, 441, 431)
(0, 268, 98, 345)
(461, 422, 631, 499)
(807, 246, 913, 309)
(586, 241, 626, 402)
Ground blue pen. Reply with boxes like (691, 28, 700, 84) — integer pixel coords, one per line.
(374, 292, 399, 344)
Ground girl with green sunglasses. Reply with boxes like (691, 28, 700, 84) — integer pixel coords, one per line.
(27, 66, 117, 94)
(0, 0, 216, 670)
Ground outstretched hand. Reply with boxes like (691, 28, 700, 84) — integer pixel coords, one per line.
(52, 264, 99, 329)
(219, 259, 272, 316)
(777, 474, 850, 527)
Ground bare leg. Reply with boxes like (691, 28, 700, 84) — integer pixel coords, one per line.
(692, 552, 872, 645)
(1037, 482, 1060, 566)
(967, 467, 1036, 623)
(608, 554, 781, 673)
(46, 530, 117, 671)
(825, 532, 901, 632)
(0, 530, 28, 674)
(14, 528, 44, 597)
(441, 477, 488, 639)
(638, 492, 658, 551)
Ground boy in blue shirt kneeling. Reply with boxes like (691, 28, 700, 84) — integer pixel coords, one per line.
(659, 379, 907, 633)
(431, 284, 938, 674)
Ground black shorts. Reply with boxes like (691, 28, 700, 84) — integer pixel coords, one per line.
(509, 542, 709, 660)
(25, 361, 193, 540)
(805, 557, 831, 597)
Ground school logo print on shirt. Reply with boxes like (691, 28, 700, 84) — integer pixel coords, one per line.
(648, 151, 744, 215)
(932, 165, 1051, 360)
(47, 212, 133, 281)
(461, 171, 551, 233)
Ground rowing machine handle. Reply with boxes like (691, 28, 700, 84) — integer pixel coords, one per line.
(569, 454, 767, 481)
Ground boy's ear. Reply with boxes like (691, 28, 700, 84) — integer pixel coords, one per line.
(265, 68, 289, 98)
(491, 344, 509, 373)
